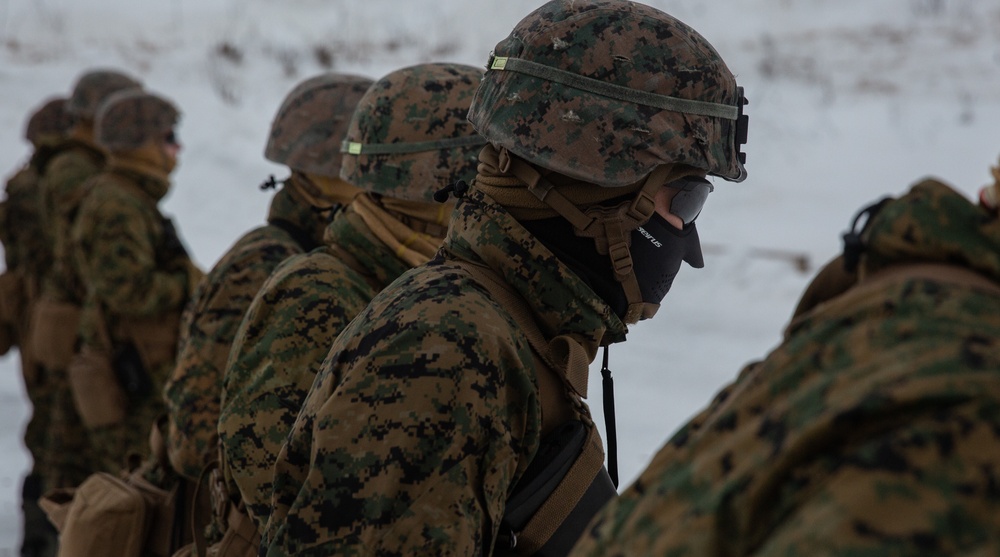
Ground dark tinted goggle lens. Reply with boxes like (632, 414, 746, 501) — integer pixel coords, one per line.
(164, 130, 179, 146)
(667, 177, 713, 224)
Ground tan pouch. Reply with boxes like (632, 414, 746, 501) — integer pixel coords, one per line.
(211, 504, 261, 557)
(47, 466, 182, 557)
(133, 472, 183, 557)
(55, 472, 152, 557)
(68, 346, 128, 428)
(39, 487, 76, 532)
(30, 298, 81, 370)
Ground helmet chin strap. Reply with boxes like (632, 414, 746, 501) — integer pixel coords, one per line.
(496, 148, 665, 324)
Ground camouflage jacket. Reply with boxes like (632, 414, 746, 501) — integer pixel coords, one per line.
(1, 145, 62, 276)
(219, 205, 412, 531)
(72, 162, 191, 349)
(572, 179, 1000, 557)
(164, 185, 326, 480)
(39, 138, 106, 304)
(264, 186, 627, 555)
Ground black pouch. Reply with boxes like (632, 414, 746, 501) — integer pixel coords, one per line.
(114, 341, 153, 397)
(496, 421, 616, 557)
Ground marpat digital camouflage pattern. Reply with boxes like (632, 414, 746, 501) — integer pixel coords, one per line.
(0, 97, 74, 492)
(264, 73, 373, 178)
(66, 68, 142, 120)
(263, 185, 625, 555)
(164, 185, 327, 480)
(571, 179, 1000, 557)
(164, 73, 372, 481)
(219, 206, 412, 531)
(2, 96, 72, 291)
(72, 161, 195, 471)
(339, 62, 486, 202)
(24, 96, 74, 147)
(468, 0, 746, 187)
(222, 63, 478, 533)
(96, 89, 179, 152)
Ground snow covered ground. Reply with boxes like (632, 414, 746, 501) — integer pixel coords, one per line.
(1, 0, 998, 548)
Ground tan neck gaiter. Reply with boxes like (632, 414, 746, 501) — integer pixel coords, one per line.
(352, 193, 453, 267)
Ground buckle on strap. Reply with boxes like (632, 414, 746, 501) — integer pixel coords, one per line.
(609, 242, 632, 280)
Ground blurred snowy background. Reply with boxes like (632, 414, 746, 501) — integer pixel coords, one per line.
(1, 0, 999, 549)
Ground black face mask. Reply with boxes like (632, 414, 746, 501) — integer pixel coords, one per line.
(629, 213, 704, 306)
(521, 213, 704, 319)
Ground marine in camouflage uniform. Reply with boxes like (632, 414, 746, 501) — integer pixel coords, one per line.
(32, 70, 141, 490)
(263, 2, 748, 554)
(218, 63, 480, 533)
(571, 179, 1000, 557)
(1, 97, 73, 472)
(71, 89, 202, 473)
(163, 73, 372, 482)
(1, 97, 73, 557)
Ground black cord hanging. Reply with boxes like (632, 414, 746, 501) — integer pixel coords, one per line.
(601, 345, 619, 488)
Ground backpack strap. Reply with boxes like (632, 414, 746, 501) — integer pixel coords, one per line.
(456, 261, 615, 556)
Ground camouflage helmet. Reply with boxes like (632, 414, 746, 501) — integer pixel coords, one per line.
(468, 0, 748, 187)
(24, 97, 73, 145)
(264, 73, 374, 178)
(339, 63, 487, 203)
(95, 90, 180, 152)
(67, 69, 142, 121)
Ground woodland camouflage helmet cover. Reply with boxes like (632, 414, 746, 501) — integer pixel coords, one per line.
(468, 0, 748, 187)
(25, 96, 73, 145)
(66, 69, 142, 121)
(95, 90, 180, 152)
(339, 63, 487, 203)
(264, 73, 374, 178)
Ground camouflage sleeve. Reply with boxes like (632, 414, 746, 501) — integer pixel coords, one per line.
(264, 275, 542, 556)
(220, 250, 376, 530)
(73, 188, 187, 317)
(165, 232, 302, 480)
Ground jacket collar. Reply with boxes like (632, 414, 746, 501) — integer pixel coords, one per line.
(444, 185, 628, 354)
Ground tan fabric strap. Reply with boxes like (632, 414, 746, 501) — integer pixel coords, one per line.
(456, 261, 606, 552)
(518, 427, 606, 554)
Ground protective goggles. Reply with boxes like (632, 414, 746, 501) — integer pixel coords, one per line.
(666, 176, 714, 225)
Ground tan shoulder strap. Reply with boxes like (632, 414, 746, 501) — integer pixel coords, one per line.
(456, 261, 609, 553)
(456, 261, 568, 431)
